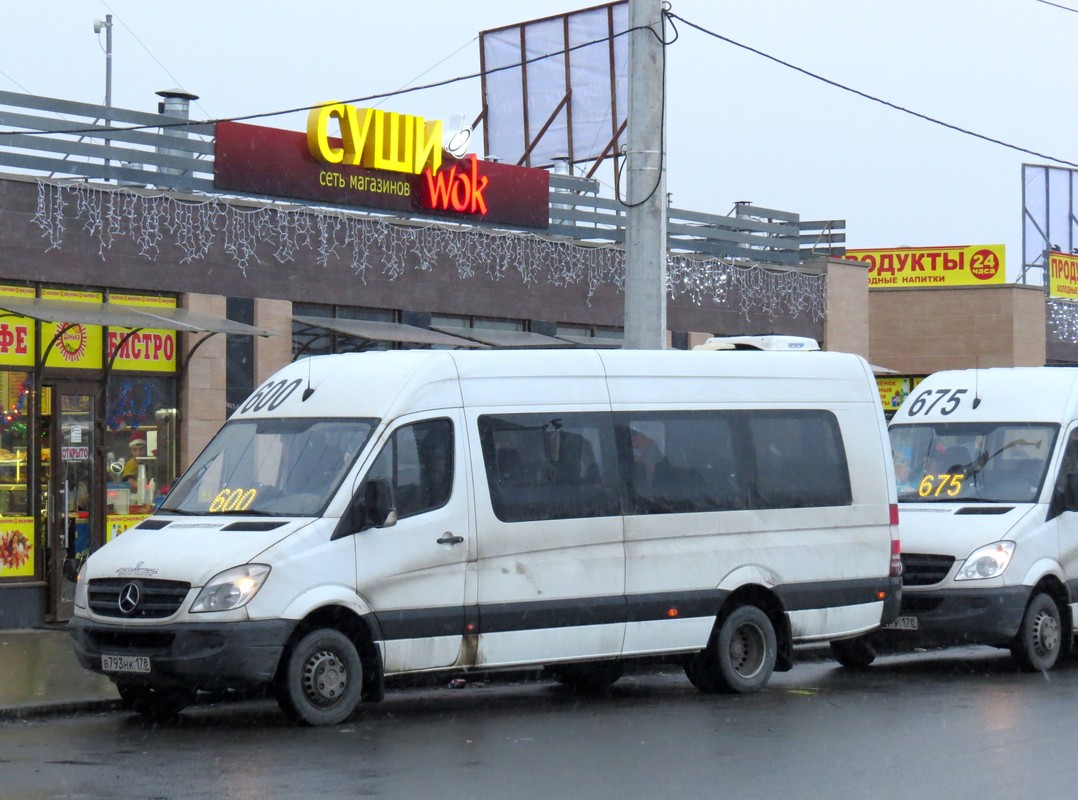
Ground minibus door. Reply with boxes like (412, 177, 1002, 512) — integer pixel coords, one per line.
(354, 413, 472, 673)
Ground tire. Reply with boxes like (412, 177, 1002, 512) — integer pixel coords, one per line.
(685, 604, 777, 694)
(276, 629, 363, 726)
(116, 683, 195, 719)
(548, 661, 624, 693)
(1011, 592, 1063, 673)
(830, 636, 878, 669)
(684, 652, 721, 693)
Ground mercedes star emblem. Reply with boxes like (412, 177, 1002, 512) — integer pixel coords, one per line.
(118, 582, 141, 615)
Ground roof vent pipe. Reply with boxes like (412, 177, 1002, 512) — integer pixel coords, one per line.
(155, 89, 199, 177)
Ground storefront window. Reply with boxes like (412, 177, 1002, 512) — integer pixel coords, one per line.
(105, 375, 177, 537)
(0, 371, 32, 581)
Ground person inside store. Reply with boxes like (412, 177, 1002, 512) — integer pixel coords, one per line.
(122, 433, 148, 494)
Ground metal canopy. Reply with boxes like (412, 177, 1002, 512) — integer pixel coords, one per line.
(429, 325, 572, 348)
(553, 334, 623, 349)
(0, 296, 200, 331)
(0, 296, 272, 337)
(293, 315, 485, 348)
(138, 305, 274, 337)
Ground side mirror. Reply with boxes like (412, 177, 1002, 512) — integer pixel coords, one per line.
(361, 477, 398, 530)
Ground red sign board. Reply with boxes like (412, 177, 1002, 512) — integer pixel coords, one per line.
(214, 121, 550, 229)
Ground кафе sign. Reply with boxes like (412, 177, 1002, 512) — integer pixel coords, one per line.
(214, 103, 550, 228)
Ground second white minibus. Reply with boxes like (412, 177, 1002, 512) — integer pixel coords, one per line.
(844, 367, 1078, 672)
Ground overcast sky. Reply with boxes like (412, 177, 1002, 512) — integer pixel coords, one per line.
(4, 0, 1074, 281)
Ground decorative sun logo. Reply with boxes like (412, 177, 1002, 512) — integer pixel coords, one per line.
(58, 323, 88, 362)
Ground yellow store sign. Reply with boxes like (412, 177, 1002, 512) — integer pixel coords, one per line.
(0, 287, 176, 374)
(41, 288, 103, 370)
(845, 245, 1006, 289)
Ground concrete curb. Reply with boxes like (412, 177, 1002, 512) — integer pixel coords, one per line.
(0, 698, 122, 721)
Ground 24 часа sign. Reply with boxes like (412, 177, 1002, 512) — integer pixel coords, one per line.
(214, 103, 549, 229)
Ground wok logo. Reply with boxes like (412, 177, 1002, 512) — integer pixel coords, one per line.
(421, 155, 488, 215)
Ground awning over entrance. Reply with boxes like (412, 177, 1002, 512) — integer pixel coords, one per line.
(293, 315, 485, 349)
(0, 295, 275, 376)
(428, 326, 572, 348)
(0, 296, 273, 337)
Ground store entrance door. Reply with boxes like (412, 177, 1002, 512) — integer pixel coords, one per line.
(45, 384, 97, 622)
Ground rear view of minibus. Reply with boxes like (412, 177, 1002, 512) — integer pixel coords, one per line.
(875, 367, 1078, 671)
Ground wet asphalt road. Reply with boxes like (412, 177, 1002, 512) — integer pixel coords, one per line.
(2, 646, 1075, 800)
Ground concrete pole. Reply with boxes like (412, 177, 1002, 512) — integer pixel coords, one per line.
(623, 0, 667, 350)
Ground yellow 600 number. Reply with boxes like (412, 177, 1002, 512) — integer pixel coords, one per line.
(209, 487, 258, 513)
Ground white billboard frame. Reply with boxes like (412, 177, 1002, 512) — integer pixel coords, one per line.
(480, 2, 629, 169)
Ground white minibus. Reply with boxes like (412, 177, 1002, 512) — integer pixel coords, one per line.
(846, 367, 1078, 672)
(70, 349, 900, 725)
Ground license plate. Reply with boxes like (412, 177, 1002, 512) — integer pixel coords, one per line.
(882, 615, 919, 631)
(101, 654, 151, 673)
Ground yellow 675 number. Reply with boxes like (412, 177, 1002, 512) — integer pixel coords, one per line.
(918, 473, 964, 497)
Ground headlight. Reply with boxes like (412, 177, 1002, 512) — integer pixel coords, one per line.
(955, 542, 1015, 581)
(190, 564, 271, 613)
(73, 560, 89, 609)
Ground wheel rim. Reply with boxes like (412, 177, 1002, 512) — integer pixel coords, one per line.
(301, 648, 350, 708)
(1033, 609, 1061, 658)
(728, 621, 767, 679)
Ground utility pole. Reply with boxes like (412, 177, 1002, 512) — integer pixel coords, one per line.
(623, 0, 667, 350)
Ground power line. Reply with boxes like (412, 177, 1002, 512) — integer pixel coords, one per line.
(0, 25, 650, 139)
(1033, 0, 1078, 13)
(666, 12, 1078, 171)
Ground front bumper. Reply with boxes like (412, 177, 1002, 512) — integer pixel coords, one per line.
(68, 616, 297, 690)
(880, 576, 903, 625)
(876, 585, 1032, 647)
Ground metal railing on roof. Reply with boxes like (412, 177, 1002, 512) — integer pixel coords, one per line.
(0, 91, 843, 267)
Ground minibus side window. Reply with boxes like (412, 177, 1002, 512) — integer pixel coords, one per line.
(1050, 430, 1078, 518)
(617, 410, 851, 515)
(363, 419, 454, 521)
(478, 413, 619, 522)
(619, 412, 744, 514)
(748, 411, 851, 509)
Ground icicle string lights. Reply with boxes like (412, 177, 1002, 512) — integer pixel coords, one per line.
(33, 179, 825, 320)
(1048, 300, 1078, 344)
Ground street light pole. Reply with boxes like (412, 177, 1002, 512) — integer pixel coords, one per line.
(94, 14, 113, 177)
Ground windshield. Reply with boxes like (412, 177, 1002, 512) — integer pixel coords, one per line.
(160, 417, 377, 517)
(889, 422, 1057, 503)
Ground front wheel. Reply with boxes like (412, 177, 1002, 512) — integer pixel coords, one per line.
(1011, 592, 1063, 672)
(830, 636, 877, 669)
(116, 683, 196, 719)
(685, 604, 777, 694)
(276, 629, 363, 726)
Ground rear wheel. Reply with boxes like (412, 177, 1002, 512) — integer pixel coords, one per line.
(685, 604, 777, 694)
(548, 661, 624, 693)
(116, 683, 196, 719)
(276, 629, 363, 726)
(830, 636, 877, 669)
(1011, 592, 1062, 672)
